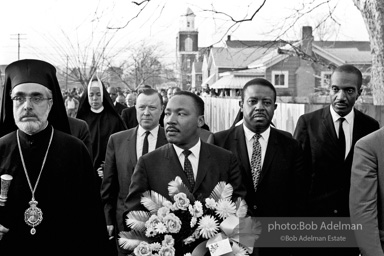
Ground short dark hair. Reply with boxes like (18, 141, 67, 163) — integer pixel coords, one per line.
(332, 64, 363, 89)
(241, 78, 277, 102)
(138, 88, 163, 106)
(173, 90, 204, 115)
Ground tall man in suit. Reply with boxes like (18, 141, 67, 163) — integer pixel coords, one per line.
(125, 91, 246, 213)
(101, 88, 167, 256)
(350, 127, 384, 256)
(294, 64, 379, 256)
(209, 78, 306, 218)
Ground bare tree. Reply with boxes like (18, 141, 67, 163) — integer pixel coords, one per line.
(353, 0, 384, 105)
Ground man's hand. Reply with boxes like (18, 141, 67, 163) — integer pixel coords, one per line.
(0, 224, 9, 241)
(107, 225, 114, 240)
(97, 161, 105, 179)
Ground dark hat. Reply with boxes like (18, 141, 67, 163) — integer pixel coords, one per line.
(0, 59, 70, 137)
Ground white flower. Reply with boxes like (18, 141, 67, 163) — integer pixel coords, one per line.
(198, 215, 219, 239)
(150, 242, 162, 251)
(155, 222, 167, 234)
(133, 241, 152, 256)
(145, 227, 156, 237)
(162, 234, 175, 247)
(190, 217, 197, 227)
(205, 198, 217, 209)
(183, 235, 196, 245)
(157, 206, 170, 219)
(184, 253, 192, 256)
(189, 201, 203, 218)
(232, 242, 249, 256)
(216, 199, 236, 219)
(159, 246, 175, 256)
(163, 213, 182, 233)
(173, 193, 190, 210)
(162, 200, 173, 209)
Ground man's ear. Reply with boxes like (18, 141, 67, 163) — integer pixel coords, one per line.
(197, 115, 205, 128)
(239, 101, 243, 112)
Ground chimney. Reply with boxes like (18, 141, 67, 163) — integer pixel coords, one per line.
(227, 35, 231, 41)
(301, 26, 313, 55)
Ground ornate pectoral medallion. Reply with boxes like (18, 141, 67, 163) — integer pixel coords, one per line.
(24, 199, 43, 235)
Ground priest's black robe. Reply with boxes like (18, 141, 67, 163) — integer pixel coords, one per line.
(0, 125, 109, 256)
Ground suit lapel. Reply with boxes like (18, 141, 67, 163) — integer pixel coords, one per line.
(156, 127, 168, 148)
(321, 106, 339, 147)
(348, 108, 364, 159)
(193, 142, 210, 193)
(234, 126, 252, 180)
(164, 144, 193, 191)
(258, 128, 278, 185)
(127, 127, 138, 166)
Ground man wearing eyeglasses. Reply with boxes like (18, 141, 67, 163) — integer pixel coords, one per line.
(0, 59, 109, 256)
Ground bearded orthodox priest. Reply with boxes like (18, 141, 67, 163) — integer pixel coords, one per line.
(0, 59, 109, 256)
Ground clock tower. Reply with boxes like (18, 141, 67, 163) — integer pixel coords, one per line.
(176, 7, 199, 90)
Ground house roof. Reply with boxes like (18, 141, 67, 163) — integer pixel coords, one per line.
(210, 73, 263, 89)
(210, 47, 276, 68)
(226, 40, 289, 49)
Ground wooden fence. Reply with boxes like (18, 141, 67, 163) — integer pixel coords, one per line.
(203, 97, 383, 134)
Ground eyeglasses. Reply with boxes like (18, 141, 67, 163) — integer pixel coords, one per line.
(11, 96, 52, 105)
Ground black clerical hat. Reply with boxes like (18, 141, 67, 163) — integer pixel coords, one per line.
(0, 59, 70, 137)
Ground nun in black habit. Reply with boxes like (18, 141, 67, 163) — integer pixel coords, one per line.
(0, 59, 109, 256)
(76, 76, 126, 181)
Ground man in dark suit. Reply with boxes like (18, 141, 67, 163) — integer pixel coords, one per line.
(293, 64, 380, 256)
(208, 78, 306, 256)
(107, 86, 126, 115)
(125, 91, 246, 213)
(121, 106, 138, 129)
(101, 88, 167, 256)
(209, 78, 306, 219)
(68, 116, 93, 159)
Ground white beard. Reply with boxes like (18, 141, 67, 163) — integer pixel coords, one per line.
(15, 109, 50, 135)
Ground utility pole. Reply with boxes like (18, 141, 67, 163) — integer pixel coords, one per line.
(10, 34, 27, 60)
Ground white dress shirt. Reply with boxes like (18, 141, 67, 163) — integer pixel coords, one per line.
(173, 140, 201, 180)
(243, 124, 271, 168)
(330, 106, 354, 159)
(136, 125, 160, 159)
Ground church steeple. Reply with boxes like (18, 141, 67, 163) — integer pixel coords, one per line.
(180, 7, 196, 31)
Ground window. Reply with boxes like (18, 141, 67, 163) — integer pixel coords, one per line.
(187, 22, 190, 28)
(271, 71, 288, 88)
(185, 38, 193, 52)
(321, 71, 332, 88)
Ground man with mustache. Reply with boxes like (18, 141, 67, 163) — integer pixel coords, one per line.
(0, 59, 109, 256)
(101, 88, 167, 256)
(208, 78, 306, 256)
(125, 90, 246, 213)
(293, 64, 379, 256)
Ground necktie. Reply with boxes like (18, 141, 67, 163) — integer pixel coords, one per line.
(142, 131, 150, 156)
(338, 117, 346, 158)
(182, 150, 195, 191)
(250, 134, 262, 192)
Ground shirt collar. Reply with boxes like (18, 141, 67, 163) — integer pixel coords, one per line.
(138, 124, 160, 137)
(330, 106, 354, 124)
(243, 123, 271, 142)
(173, 139, 201, 158)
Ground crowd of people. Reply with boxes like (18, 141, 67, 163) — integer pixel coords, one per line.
(0, 59, 383, 256)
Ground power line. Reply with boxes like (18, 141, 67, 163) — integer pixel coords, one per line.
(10, 33, 27, 60)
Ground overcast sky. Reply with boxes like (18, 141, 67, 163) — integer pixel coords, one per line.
(0, 0, 369, 67)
